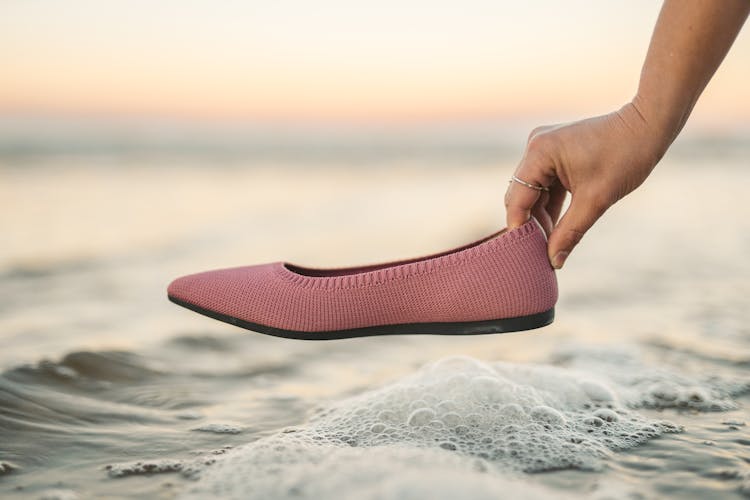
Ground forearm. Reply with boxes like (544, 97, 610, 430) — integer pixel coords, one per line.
(633, 0, 749, 148)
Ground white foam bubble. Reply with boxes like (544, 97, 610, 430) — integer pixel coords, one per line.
(184, 441, 571, 500)
(192, 423, 243, 434)
(553, 345, 750, 411)
(105, 459, 183, 478)
(182, 353, 689, 499)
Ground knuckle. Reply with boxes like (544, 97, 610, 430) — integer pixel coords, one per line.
(527, 127, 541, 143)
(527, 125, 548, 144)
(526, 132, 547, 152)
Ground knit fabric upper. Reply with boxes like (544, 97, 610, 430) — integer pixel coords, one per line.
(167, 219, 557, 332)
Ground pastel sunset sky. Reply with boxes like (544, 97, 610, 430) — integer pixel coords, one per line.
(2, 0, 749, 127)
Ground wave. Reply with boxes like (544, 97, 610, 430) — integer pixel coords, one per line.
(180, 345, 749, 499)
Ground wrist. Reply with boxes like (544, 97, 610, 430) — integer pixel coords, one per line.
(630, 90, 693, 150)
(618, 99, 673, 166)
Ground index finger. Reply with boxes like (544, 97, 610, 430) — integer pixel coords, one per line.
(504, 177, 541, 228)
(504, 157, 552, 228)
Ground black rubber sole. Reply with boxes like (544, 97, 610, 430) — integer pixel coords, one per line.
(169, 295, 554, 341)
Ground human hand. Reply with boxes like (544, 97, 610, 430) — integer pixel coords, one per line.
(505, 101, 669, 269)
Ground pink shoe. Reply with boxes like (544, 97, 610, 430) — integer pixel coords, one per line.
(168, 218, 557, 340)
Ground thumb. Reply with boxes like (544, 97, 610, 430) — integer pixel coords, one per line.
(547, 194, 608, 269)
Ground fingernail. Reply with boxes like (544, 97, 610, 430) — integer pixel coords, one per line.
(552, 251, 569, 269)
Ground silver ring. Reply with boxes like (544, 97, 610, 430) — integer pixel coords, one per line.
(509, 175, 549, 192)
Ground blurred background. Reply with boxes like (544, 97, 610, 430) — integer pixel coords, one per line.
(2, 1, 750, 498)
(3, 0, 750, 268)
(1, 0, 749, 276)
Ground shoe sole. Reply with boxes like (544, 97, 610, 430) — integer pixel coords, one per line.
(169, 295, 554, 341)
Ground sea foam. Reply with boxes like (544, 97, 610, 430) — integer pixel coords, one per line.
(553, 345, 750, 411)
(182, 354, 686, 499)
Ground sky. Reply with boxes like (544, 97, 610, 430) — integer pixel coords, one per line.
(2, 0, 749, 128)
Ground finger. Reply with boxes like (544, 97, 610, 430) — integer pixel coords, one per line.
(546, 184, 567, 227)
(547, 194, 609, 269)
(505, 160, 554, 229)
(505, 129, 558, 228)
(530, 191, 552, 235)
(505, 179, 542, 229)
(529, 182, 566, 237)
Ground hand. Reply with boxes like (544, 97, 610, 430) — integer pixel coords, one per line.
(504, 101, 668, 269)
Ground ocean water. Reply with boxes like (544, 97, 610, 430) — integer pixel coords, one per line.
(1, 140, 750, 499)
